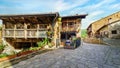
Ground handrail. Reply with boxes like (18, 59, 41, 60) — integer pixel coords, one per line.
(4, 29, 47, 38)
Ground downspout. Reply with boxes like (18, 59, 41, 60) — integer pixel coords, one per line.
(52, 13, 59, 48)
(53, 12, 59, 24)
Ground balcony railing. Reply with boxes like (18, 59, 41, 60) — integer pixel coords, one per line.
(3, 29, 47, 38)
(61, 24, 79, 32)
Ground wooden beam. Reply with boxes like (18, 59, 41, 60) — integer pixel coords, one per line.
(9, 17, 15, 22)
(37, 17, 43, 23)
(45, 16, 52, 23)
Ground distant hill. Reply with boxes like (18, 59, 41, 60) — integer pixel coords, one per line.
(81, 29, 87, 38)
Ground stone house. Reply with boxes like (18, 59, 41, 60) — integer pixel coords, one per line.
(0, 12, 61, 48)
(0, 12, 87, 49)
(61, 14, 87, 44)
(87, 11, 120, 39)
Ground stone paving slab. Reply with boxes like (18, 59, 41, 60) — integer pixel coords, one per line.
(4, 43, 120, 68)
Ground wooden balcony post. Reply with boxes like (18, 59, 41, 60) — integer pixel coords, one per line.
(67, 19, 68, 31)
(2, 24, 5, 38)
(58, 18, 62, 39)
(24, 23, 27, 39)
(37, 24, 39, 38)
(14, 25, 16, 39)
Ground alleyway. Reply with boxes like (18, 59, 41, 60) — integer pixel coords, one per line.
(7, 43, 120, 68)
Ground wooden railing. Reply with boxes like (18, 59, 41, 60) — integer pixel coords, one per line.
(3, 29, 47, 38)
(61, 24, 79, 32)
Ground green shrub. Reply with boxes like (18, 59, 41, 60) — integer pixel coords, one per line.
(37, 41, 45, 47)
(29, 47, 40, 51)
(37, 38, 49, 47)
(81, 29, 88, 38)
(0, 53, 8, 58)
(48, 43, 53, 48)
(0, 44, 5, 50)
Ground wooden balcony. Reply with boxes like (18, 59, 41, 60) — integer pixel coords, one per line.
(3, 29, 47, 38)
(61, 24, 79, 32)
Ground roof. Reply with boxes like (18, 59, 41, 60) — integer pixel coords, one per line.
(0, 12, 59, 24)
(87, 24, 92, 30)
(87, 11, 120, 32)
(0, 12, 59, 17)
(88, 11, 120, 28)
(62, 14, 88, 19)
(97, 19, 120, 32)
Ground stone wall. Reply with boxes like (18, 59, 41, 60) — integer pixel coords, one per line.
(102, 38, 120, 46)
(0, 49, 52, 68)
(109, 21, 120, 38)
(89, 11, 120, 37)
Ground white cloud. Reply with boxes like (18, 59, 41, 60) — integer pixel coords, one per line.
(0, 0, 120, 29)
(1, 0, 89, 13)
(0, 0, 88, 13)
(81, 10, 105, 28)
(92, 0, 115, 9)
(69, 0, 120, 29)
(72, 0, 116, 12)
(88, 11, 104, 18)
(109, 3, 120, 9)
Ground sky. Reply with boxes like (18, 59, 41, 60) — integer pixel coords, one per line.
(0, 0, 120, 29)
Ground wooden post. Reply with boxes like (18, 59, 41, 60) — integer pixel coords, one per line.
(37, 24, 39, 38)
(2, 24, 5, 38)
(24, 23, 27, 39)
(66, 19, 68, 40)
(76, 19, 81, 38)
(67, 19, 68, 31)
(65, 32, 67, 40)
(58, 18, 62, 44)
(79, 19, 81, 37)
(14, 24, 16, 39)
(31, 40, 33, 47)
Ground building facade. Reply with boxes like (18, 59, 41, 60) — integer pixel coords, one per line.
(87, 11, 120, 39)
(0, 13, 87, 48)
(61, 15, 87, 42)
(0, 12, 61, 48)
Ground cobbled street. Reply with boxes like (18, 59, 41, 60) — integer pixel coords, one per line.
(7, 43, 120, 68)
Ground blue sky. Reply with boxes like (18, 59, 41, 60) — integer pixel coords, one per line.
(0, 0, 120, 29)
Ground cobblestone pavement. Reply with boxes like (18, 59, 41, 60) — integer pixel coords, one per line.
(7, 43, 120, 68)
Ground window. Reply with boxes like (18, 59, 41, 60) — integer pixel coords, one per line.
(111, 30, 117, 34)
